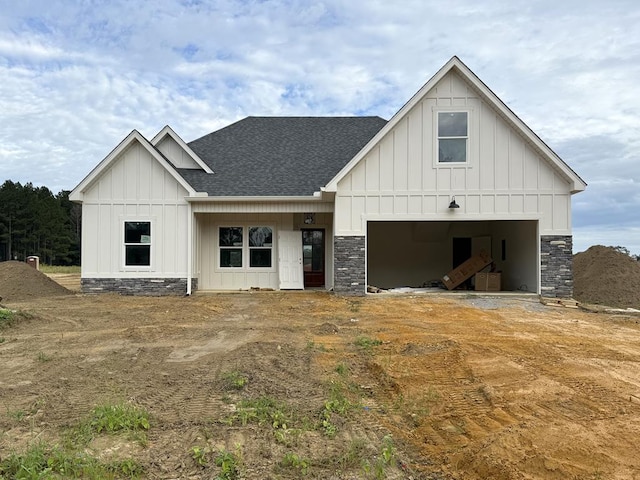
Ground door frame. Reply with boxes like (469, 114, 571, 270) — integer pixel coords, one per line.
(302, 228, 325, 288)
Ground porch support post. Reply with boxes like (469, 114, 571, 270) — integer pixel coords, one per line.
(187, 204, 193, 296)
(540, 235, 573, 298)
(334, 235, 366, 296)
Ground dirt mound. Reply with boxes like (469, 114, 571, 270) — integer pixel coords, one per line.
(0, 261, 71, 302)
(573, 245, 640, 309)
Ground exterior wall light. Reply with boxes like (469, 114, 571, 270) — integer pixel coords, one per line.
(448, 196, 460, 209)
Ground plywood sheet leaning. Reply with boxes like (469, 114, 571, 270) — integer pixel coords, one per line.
(442, 250, 492, 290)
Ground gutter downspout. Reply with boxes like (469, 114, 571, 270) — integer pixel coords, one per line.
(187, 202, 193, 296)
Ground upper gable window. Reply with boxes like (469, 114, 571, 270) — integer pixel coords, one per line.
(438, 112, 468, 163)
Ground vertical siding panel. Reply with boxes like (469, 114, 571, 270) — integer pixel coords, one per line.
(525, 195, 538, 213)
(379, 135, 394, 191)
(98, 205, 112, 273)
(509, 132, 524, 190)
(422, 196, 437, 214)
(467, 195, 481, 214)
(539, 161, 554, 190)
(365, 149, 380, 192)
(335, 196, 351, 232)
(452, 168, 466, 191)
(139, 149, 151, 200)
(511, 194, 524, 213)
(394, 195, 408, 214)
(125, 146, 138, 200)
(438, 72, 452, 97)
(479, 103, 495, 190)
(524, 146, 539, 190)
(496, 195, 509, 213)
(437, 168, 451, 191)
(495, 118, 509, 190)
(451, 72, 468, 98)
(151, 160, 164, 200)
(83, 205, 99, 273)
(408, 196, 422, 214)
(540, 195, 553, 231)
(351, 197, 365, 232)
(407, 105, 423, 191)
(481, 195, 495, 214)
(112, 154, 125, 200)
(393, 119, 408, 191)
(380, 196, 394, 214)
(366, 196, 380, 215)
(138, 204, 150, 216)
(422, 99, 437, 190)
(350, 162, 366, 191)
(553, 195, 569, 230)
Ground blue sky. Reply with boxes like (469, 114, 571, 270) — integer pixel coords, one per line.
(1, 0, 639, 254)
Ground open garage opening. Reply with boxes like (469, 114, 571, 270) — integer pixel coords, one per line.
(366, 220, 539, 293)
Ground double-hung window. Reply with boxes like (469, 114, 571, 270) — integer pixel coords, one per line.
(248, 226, 273, 268)
(219, 226, 273, 269)
(219, 227, 244, 267)
(124, 221, 151, 267)
(438, 111, 468, 163)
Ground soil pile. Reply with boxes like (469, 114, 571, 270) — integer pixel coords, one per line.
(573, 245, 640, 309)
(0, 261, 71, 302)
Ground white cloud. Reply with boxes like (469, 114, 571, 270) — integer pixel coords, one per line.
(1, 0, 640, 253)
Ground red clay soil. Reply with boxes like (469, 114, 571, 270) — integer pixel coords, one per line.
(574, 245, 640, 309)
(0, 261, 71, 302)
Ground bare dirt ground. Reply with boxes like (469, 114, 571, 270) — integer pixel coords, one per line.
(1, 289, 640, 479)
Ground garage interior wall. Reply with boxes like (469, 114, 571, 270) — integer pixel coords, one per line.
(366, 220, 538, 292)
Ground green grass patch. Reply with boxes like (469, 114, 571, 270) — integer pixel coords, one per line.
(39, 265, 81, 274)
(89, 403, 151, 434)
(320, 382, 360, 437)
(214, 448, 242, 480)
(335, 362, 349, 376)
(220, 370, 248, 390)
(37, 351, 53, 362)
(0, 440, 143, 479)
(280, 452, 310, 475)
(354, 336, 383, 352)
(0, 308, 15, 329)
(226, 396, 290, 429)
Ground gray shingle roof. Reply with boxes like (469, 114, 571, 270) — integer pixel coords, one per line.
(179, 116, 387, 196)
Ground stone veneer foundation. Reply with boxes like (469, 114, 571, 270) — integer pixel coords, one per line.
(81, 278, 197, 296)
(540, 235, 573, 298)
(334, 236, 366, 296)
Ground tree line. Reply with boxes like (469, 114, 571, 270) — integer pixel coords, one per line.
(0, 180, 81, 265)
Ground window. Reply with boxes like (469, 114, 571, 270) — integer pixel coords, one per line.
(219, 227, 243, 267)
(218, 226, 273, 269)
(124, 221, 151, 267)
(438, 111, 468, 163)
(249, 227, 273, 267)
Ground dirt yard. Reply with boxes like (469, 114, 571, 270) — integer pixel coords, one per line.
(1, 289, 640, 479)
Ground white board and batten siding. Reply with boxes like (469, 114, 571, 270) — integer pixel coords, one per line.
(197, 213, 292, 290)
(154, 136, 202, 169)
(80, 141, 190, 278)
(335, 70, 572, 236)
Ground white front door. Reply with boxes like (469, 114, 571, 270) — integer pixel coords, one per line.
(278, 231, 304, 290)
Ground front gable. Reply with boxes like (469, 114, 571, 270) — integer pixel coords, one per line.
(325, 57, 586, 193)
(70, 130, 196, 203)
(329, 57, 586, 236)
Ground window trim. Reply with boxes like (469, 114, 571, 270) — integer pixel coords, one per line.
(216, 224, 275, 272)
(122, 219, 153, 271)
(433, 107, 475, 168)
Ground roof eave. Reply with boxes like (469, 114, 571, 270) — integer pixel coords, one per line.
(186, 192, 328, 202)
